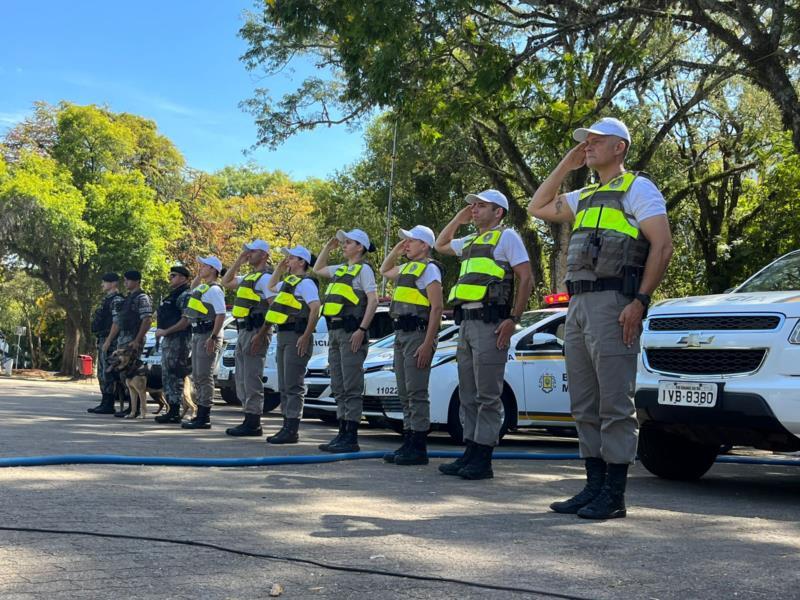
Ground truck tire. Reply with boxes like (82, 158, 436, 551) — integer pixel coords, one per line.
(219, 387, 241, 406)
(638, 425, 718, 481)
(446, 389, 516, 444)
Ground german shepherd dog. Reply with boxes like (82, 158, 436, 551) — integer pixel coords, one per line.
(107, 346, 196, 420)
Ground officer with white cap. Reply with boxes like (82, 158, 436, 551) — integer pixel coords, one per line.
(181, 256, 227, 430)
(263, 246, 321, 444)
(314, 229, 379, 453)
(380, 225, 443, 465)
(435, 190, 533, 480)
(528, 116, 673, 519)
(220, 239, 276, 437)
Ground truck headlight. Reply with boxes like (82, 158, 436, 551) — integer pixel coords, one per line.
(789, 321, 800, 344)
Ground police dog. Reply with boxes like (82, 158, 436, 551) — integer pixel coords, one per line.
(107, 346, 164, 418)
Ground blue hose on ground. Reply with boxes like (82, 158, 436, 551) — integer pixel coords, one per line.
(0, 451, 799, 468)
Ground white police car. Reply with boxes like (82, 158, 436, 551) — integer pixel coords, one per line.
(636, 250, 800, 480)
(361, 299, 572, 441)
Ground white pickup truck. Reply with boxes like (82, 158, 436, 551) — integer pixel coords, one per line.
(636, 249, 800, 480)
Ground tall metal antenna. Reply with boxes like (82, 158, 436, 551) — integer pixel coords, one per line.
(381, 120, 399, 296)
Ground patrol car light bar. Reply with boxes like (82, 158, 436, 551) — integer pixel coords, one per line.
(544, 292, 570, 305)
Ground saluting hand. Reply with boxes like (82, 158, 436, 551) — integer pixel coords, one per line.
(559, 142, 587, 172)
(456, 205, 473, 225)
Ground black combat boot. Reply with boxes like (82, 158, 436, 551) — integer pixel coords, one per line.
(550, 457, 607, 514)
(438, 440, 476, 475)
(89, 393, 116, 414)
(181, 404, 211, 429)
(458, 443, 494, 480)
(577, 463, 628, 520)
(267, 417, 300, 444)
(327, 420, 360, 453)
(225, 413, 263, 436)
(114, 406, 131, 418)
(395, 430, 429, 466)
(383, 430, 411, 463)
(154, 403, 181, 424)
(318, 420, 346, 451)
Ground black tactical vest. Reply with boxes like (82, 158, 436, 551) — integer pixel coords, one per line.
(118, 290, 144, 333)
(91, 292, 122, 337)
(157, 284, 189, 331)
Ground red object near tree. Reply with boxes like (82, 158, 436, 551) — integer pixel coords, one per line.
(78, 355, 93, 377)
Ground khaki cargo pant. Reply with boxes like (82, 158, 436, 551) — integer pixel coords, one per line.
(393, 329, 434, 432)
(456, 319, 507, 447)
(276, 330, 313, 419)
(564, 290, 640, 464)
(328, 327, 368, 422)
(192, 331, 222, 408)
(235, 327, 269, 415)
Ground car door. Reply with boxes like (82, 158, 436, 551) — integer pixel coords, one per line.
(516, 315, 570, 420)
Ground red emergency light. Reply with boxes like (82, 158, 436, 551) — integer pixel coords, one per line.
(544, 292, 571, 306)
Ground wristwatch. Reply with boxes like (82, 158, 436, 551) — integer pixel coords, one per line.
(634, 293, 651, 309)
(509, 315, 521, 324)
(358, 326, 368, 333)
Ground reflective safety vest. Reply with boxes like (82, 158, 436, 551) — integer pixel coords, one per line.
(266, 274, 311, 325)
(567, 172, 650, 280)
(322, 263, 367, 318)
(231, 271, 270, 318)
(184, 283, 221, 321)
(390, 261, 434, 319)
(448, 228, 513, 306)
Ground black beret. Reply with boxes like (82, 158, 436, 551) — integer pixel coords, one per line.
(101, 272, 120, 282)
(169, 265, 191, 278)
(123, 270, 142, 281)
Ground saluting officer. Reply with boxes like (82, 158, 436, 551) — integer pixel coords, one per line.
(221, 240, 275, 437)
(181, 257, 227, 430)
(314, 229, 378, 453)
(264, 246, 321, 444)
(380, 226, 443, 465)
(87, 272, 124, 414)
(529, 118, 672, 519)
(153, 265, 192, 424)
(435, 190, 533, 480)
(103, 270, 153, 417)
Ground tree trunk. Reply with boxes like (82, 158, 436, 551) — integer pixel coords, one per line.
(550, 223, 572, 292)
(61, 315, 80, 376)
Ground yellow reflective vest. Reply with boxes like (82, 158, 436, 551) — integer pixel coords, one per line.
(322, 263, 367, 318)
(266, 274, 311, 325)
(390, 261, 434, 319)
(231, 271, 270, 318)
(567, 172, 650, 279)
(184, 283, 221, 321)
(448, 228, 513, 306)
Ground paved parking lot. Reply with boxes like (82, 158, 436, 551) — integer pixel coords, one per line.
(1, 377, 799, 599)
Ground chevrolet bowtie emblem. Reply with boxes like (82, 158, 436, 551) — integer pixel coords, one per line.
(677, 333, 715, 347)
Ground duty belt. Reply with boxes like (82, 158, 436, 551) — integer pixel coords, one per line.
(191, 321, 214, 334)
(277, 320, 308, 333)
(392, 315, 428, 332)
(566, 278, 625, 295)
(326, 315, 359, 332)
(236, 313, 266, 331)
(455, 304, 509, 324)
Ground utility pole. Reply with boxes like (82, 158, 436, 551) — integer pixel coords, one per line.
(14, 326, 25, 369)
(381, 121, 399, 296)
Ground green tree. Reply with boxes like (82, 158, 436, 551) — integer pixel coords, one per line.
(0, 103, 182, 374)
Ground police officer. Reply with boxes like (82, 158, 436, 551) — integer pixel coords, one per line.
(380, 226, 443, 465)
(220, 240, 275, 437)
(314, 229, 378, 453)
(528, 117, 673, 519)
(87, 272, 124, 414)
(181, 257, 227, 430)
(435, 191, 533, 479)
(103, 270, 153, 417)
(264, 246, 321, 444)
(153, 265, 192, 424)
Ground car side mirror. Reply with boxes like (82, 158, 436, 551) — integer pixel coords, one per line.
(531, 333, 560, 346)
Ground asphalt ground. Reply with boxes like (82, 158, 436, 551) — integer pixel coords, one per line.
(1, 377, 799, 599)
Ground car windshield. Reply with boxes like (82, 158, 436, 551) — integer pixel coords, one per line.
(735, 251, 800, 293)
(520, 310, 557, 328)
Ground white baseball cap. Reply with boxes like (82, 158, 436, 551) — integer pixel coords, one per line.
(199, 256, 222, 272)
(245, 239, 270, 252)
(399, 225, 435, 247)
(280, 245, 312, 264)
(336, 228, 374, 251)
(573, 117, 631, 144)
(465, 189, 509, 210)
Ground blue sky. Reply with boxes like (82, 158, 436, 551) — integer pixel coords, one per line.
(2, 0, 366, 179)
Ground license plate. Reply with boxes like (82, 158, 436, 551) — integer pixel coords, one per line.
(217, 367, 229, 381)
(657, 381, 717, 407)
